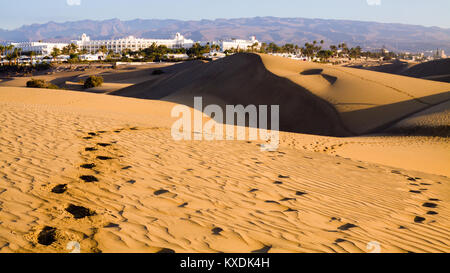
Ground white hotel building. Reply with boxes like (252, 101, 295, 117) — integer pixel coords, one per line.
(218, 36, 260, 51)
(4, 33, 261, 57)
(75, 33, 195, 53)
(5, 42, 68, 55)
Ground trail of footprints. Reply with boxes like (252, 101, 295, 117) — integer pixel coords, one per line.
(36, 130, 443, 253)
(36, 130, 313, 253)
(391, 170, 441, 224)
(40, 128, 136, 252)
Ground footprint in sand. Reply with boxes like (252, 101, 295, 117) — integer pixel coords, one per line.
(273, 181, 283, 185)
(37, 226, 57, 246)
(212, 227, 223, 235)
(157, 248, 175, 253)
(251, 245, 272, 253)
(427, 211, 438, 215)
(178, 202, 188, 208)
(296, 191, 307, 196)
(97, 143, 112, 147)
(96, 156, 114, 161)
(422, 202, 438, 208)
(122, 166, 132, 170)
(337, 223, 358, 231)
(80, 175, 99, 183)
(280, 197, 296, 202)
(278, 175, 290, 179)
(104, 223, 120, 228)
(80, 163, 96, 169)
(85, 147, 97, 152)
(414, 216, 426, 223)
(66, 204, 96, 219)
(154, 189, 170, 196)
(248, 189, 259, 193)
(51, 184, 68, 194)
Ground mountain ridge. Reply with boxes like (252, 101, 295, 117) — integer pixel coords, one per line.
(1, 17, 450, 52)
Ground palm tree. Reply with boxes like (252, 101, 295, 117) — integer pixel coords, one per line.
(10, 48, 20, 65)
(51, 47, 61, 62)
(6, 44, 14, 56)
(6, 54, 13, 65)
(98, 45, 108, 55)
(29, 51, 36, 65)
(70, 43, 78, 54)
(0, 45, 4, 65)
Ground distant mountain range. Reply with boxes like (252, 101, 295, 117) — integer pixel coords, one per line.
(1, 17, 450, 53)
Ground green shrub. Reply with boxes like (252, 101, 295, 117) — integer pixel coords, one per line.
(84, 75, 104, 89)
(26, 79, 47, 88)
(35, 62, 53, 71)
(26, 78, 59, 89)
(46, 83, 60, 89)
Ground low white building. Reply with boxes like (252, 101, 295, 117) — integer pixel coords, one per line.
(219, 36, 260, 52)
(435, 49, 447, 59)
(75, 33, 195, 53)
(269, 53, 309, 61)
(5, 41, 68, 55)
(202, 51, 226, 59)
(79, 53, 106, 61)
(164, 53, 190, 60)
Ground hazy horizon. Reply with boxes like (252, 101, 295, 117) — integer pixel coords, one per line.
(5, 15, 450, 32)
(1, 0, 450, 30)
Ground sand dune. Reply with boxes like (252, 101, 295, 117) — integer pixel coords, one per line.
(385, 100, 450, 137)
(111, 53, 450, 136)
(0, 54, 449, 254)
(356, 58, 450, 83)
(0, 87, 449, 253)
(402, 58, 450, 83)
(0, 63, 174, 93)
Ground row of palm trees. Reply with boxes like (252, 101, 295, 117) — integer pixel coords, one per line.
(0, 44, 23, 65)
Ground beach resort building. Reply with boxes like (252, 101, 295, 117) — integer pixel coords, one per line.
(79, 52, 106, 61)
(164, 53, 190, 60)
(435, 49, 447, 59)
(218, 36, 260, 51)
(74, 33, 195, 53)
(4, 41, 68, 55)
(202, 51, 226, 59)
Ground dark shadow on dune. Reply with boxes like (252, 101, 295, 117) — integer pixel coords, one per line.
(321, 74, 338, 85)
(351, 58, 450, 83)
(110, 53, 351, 137)
(385, 125, 450, 137)
(343, 92, 450, 136)
(300, 69, 323, 75)
(108, 53, 449, 138)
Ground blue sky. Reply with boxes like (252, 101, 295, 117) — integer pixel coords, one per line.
(1, 0, 449, 30)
